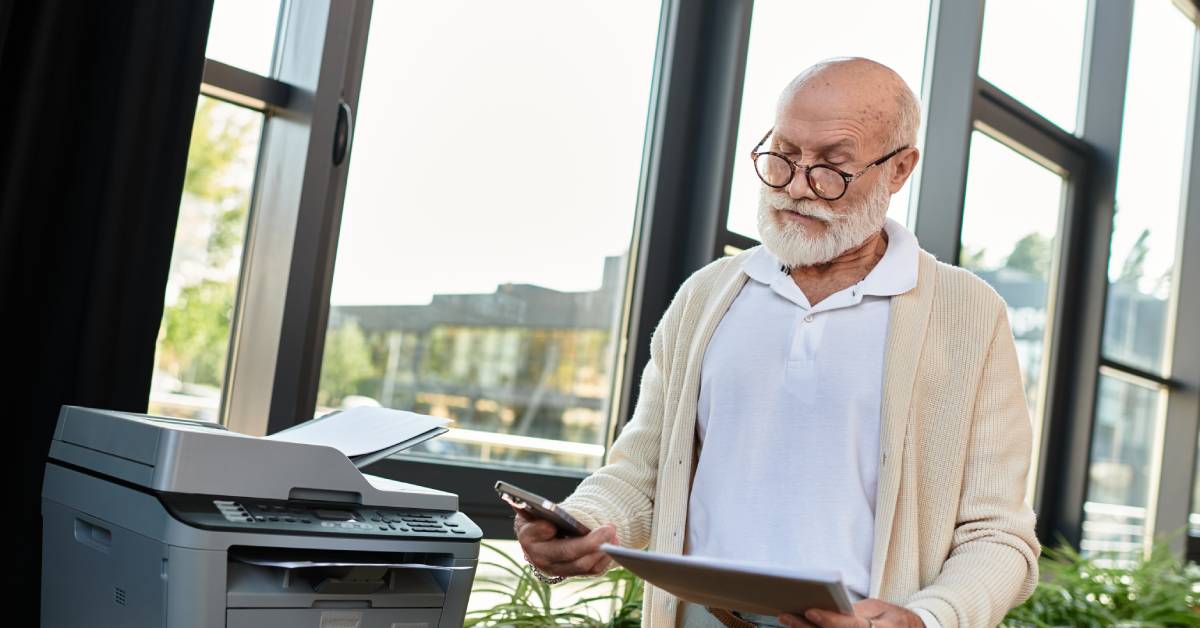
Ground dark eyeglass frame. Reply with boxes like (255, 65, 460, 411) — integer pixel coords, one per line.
(750, 128, 910, 201)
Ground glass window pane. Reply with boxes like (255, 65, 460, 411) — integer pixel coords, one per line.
(204, 0, 283, 76)
(1102, 0, 1196, 374)
(977, 0, 1088, 132)
(150, 96, 264, 421)
(959, 130, 1066, 502)
(1190, 435, 1200, 536)
(726, 0, 931, 239)
(1081, 374, 1165, 564)
(317, 1, 660, 473)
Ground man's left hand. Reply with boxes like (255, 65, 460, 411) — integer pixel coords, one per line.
(778, 598, 925, 628)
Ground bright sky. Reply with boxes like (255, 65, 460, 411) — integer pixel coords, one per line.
(978, 0, 1088, 133)
(960, 131, 1064, 270)
(1110, 0, 1196, 295)
(204, 0, 1197, 306)
(205, 0, 280, 76)
(328, 1, 659, 305)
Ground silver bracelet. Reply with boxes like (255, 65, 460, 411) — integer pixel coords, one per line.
(524, 553, 566, 585)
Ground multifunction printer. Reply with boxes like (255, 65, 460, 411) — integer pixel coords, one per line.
(41, 405, 482, 627)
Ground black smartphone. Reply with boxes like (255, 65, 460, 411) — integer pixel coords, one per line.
(494, 480, 591, 537)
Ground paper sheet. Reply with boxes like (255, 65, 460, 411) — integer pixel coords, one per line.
(263, 406, 450, 458)
(234, 556, 473, 571)
(231, 547, 473, 571)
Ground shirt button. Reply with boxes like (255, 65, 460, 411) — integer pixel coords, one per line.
(804, 314, 814, 323)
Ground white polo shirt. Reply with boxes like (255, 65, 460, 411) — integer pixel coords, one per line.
(684, 219, 931, 623)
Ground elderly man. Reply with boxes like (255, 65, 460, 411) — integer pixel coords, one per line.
(514, 57, 1040, 628)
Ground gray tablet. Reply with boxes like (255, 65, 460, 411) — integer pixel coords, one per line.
(601, 544, 855, 618)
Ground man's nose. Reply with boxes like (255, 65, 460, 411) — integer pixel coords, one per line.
(785, 168, 816, 200)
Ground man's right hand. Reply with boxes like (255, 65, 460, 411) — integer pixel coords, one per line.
(512, 509, 619, 578)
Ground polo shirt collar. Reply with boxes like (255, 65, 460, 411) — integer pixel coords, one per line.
(741, 218, 919, 298)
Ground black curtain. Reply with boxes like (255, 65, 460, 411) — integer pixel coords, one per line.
(0, 0, 213, 618)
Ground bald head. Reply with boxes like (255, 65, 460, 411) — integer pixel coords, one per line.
(776, 57, 920, 153)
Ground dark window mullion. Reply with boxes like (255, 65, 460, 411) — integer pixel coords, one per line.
(1098, 357, 1179, 389)
(201, 59, 293, 111)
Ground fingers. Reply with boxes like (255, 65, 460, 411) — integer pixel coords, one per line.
(539, 524, 616, 563)
(513, 511, 557, 544)
(550, 545, 610, 576)
(778, 613, 820, 628)
(779, 609, 860, 628)
(851, 599, 890, 616)
(800, 608, 865, 627)
(516, 520, 618, 577)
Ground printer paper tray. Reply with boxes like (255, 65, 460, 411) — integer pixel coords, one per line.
(227, 548, 451, 609)
(228, 608, 442, 628)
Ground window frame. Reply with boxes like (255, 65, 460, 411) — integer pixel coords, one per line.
(1063, 1, 1200, 561)
(1157, 25, 1200, 562)
(216, 0, 375, 438)
(966, 87, 1091, 520)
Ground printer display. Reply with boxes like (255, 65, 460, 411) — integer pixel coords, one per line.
(41, 405, 482, 627)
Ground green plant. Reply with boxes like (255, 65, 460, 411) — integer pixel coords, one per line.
(1003, 531, 1200, 627)
(466, 542, 643, 627)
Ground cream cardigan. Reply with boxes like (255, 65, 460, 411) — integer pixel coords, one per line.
(561, 246, 1041, 628)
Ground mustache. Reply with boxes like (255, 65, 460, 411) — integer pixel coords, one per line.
(762, 190, 838, 223)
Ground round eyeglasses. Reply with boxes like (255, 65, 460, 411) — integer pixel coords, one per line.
(750, 128, 909, 201)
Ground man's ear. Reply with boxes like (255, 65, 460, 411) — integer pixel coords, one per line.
(887, 147, 920, 194)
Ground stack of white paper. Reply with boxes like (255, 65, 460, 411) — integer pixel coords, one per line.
(264, 406, 450, 468)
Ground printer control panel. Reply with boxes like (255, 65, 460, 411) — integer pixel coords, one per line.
(162, 494, 481, 541)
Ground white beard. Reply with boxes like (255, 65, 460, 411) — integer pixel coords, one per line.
(755, 178, 891, 268)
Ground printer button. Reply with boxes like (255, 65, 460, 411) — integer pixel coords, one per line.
(451, 529, 466, 534)
(283, 517, 296, 523)
(267, 516, 280, 522)
(444, 522, 459, 527)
